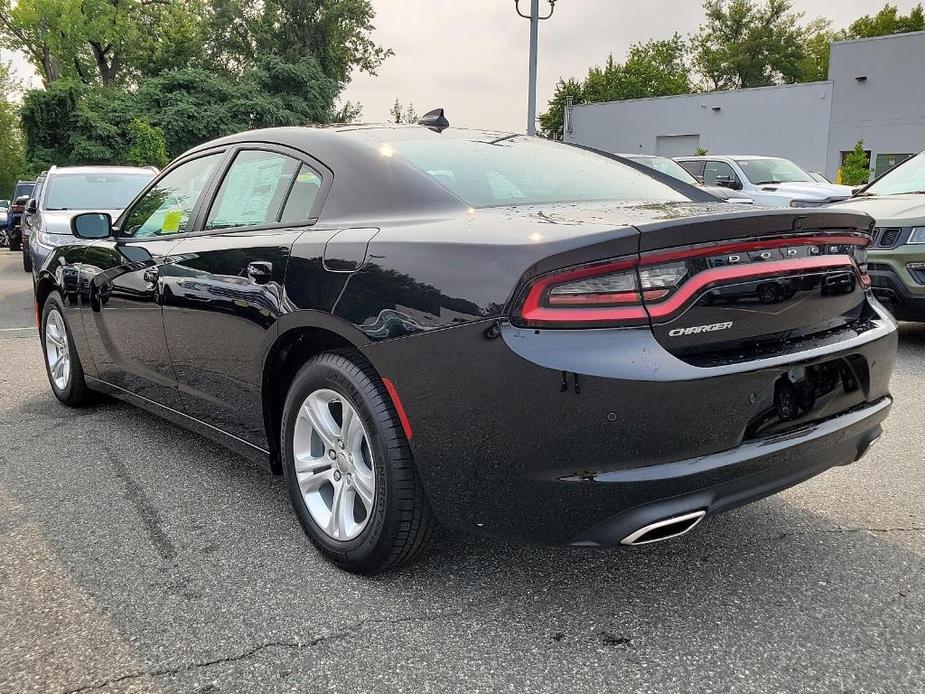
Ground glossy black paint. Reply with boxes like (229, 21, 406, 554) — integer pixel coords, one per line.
(34, 125, 898, 547)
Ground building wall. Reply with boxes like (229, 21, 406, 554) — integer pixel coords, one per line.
(826, 31, 925, 178)
(566, 83, 834, 175)
(565, 30, 925, 181)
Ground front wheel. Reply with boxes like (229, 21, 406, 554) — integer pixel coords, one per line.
(41, 291, 95, 407)
(281, 350, 436, 573)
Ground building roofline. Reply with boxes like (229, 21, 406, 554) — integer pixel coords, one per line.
(571, 80, 833, 110)
(831, 29, 925, 47)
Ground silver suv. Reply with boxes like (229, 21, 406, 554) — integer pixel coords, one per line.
(24, 165, 156, 273)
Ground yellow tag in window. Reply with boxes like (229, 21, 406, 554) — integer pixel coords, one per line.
(162, 209, 183, 233)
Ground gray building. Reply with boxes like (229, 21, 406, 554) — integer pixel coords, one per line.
(565, 31, 925, 181)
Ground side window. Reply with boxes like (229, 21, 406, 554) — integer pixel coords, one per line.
(678, 160, 704, 181)
(703, 161, 740, 186)
(123, 154, 222, 238)
(279, 165, 323, 224)
(205, 150, 300, 230)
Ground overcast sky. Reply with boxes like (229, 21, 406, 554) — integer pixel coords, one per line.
(3, 0, 921, 131)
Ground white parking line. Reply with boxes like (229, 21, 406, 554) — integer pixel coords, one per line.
(0, 327, 37, 332)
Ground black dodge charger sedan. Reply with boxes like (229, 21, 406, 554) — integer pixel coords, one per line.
(35, 118, 896, 572)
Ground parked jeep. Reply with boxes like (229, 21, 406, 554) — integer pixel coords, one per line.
(828, 150, 925, 321)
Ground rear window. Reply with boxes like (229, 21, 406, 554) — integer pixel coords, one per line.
(388, 136, 689, 208)
(45, 172, 154, 211)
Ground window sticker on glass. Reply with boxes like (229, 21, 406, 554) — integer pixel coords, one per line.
(207, 151, 300, 230)
(162, 209, 183, 233)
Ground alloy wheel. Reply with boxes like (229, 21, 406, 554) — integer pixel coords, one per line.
(292, 388, 376, 541)
(45, 309, 70, 391)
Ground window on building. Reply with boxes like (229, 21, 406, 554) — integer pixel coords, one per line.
(874, 153, 915, 179)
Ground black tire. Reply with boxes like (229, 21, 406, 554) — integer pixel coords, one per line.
(281, 350, 436, 574)
(9, 236, 21, 252)
(40, 291, 95, 407)
(22, 249, 32, 273)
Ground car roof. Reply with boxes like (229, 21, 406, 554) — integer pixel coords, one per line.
(47, 165, 156, 175)
(184, 124, 526, 221)
(675, 155, 787, 161)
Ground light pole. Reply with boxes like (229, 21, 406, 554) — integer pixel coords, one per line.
(515, 0, 558, 135)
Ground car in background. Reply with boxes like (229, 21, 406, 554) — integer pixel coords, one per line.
(6, 180, 35, 250)
(0, 199, 8, 245)
(20, 171, 47, 271)
(623, 154, 754, 203)
(827, 150, 925, 322)
(25, 165, 156, 274)
(675, 156, 854, 208)
(34, 122, 895, 573)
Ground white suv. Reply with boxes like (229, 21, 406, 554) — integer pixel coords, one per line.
(675, 155, 855, 208)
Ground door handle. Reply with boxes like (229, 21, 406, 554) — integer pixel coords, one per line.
(143, 267, 159, 284)
(246, 261, 273, 284)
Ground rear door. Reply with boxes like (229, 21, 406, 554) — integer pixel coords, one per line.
(160, 145, 332, 448)
(80, 152, 226, 408)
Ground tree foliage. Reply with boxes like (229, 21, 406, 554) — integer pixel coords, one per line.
(693, 0, 829, 90)
(3, 0, 388, 170)
(538, 36, 693, 138)
(389, 99, 418, 124)
(842, 3, 925, 39)
(0, 62, 26, 193)
(840, 140, 871, 186)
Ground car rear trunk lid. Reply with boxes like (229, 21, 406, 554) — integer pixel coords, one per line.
(634, 209, 874, 361)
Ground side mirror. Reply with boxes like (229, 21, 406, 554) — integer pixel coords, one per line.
(72, 212, 113, 239)
(25, 198, 38, 215)
(715, 176, 743, 191)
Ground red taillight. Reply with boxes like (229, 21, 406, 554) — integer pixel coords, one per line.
(514, 234, 870, 328)
(517, 259, 649, 327)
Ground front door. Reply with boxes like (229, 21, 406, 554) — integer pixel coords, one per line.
(160, 147, 327, 447)
(79, 152, 225, 409)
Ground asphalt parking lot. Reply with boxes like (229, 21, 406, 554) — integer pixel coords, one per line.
(0, 248, 922, 693)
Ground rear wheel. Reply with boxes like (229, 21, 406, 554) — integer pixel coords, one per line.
(41, 292, 94, 407)
(9, 235, 21, 251)
(22, 248, 32, 272)
(281, 350, 436, 573)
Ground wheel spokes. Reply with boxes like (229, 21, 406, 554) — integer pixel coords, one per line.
(293, 388, 376, 542)
(351, 469, 375, 511)
(326, 479, 347, 538)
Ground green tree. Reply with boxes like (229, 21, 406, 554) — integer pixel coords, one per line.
(842, 3, 924, 38)
(204, 0, 391, 86)
(0, 62, 26, 194)
(840, 140, 871, 186)
(0, 0, 209, 86)
(693, 0, 829, 89)
(125, 119, 169, 168)
(389, 98, 418, 124)
(539, 36, 693, 138)
(538, 77, 583, 138)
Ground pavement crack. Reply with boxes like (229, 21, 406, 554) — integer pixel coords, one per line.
(59, 608, 471, 693)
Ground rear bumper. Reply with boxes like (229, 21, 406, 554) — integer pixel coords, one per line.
(570, 396, 889, 546)
(363, 300, 897, 545)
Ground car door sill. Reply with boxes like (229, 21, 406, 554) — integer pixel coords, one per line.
(85, 376, 273, 470)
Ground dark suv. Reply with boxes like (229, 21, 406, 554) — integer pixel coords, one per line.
(6, 180, 35, 251)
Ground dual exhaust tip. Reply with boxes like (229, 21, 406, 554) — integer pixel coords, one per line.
(620, 510, 707, 546)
